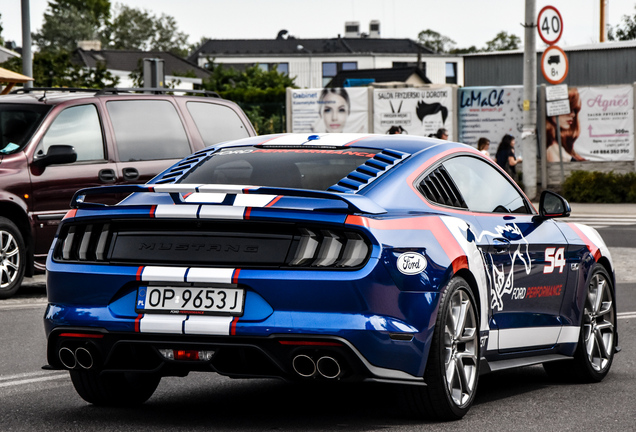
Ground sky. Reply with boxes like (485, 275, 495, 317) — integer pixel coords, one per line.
(2, 0, 636, 51)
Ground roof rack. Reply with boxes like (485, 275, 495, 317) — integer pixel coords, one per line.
(97, 88, 221, 98)
(11, 87, 100, 94)
(10, 87, 221, 98)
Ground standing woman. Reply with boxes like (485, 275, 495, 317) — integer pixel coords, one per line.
(496, 134, 522, 177)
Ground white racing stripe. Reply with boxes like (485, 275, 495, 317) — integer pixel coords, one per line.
(0, 371, 68, 389)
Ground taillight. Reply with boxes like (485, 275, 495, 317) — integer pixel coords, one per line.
(59, 223, 111, 262)
(288, 229, 370, 268)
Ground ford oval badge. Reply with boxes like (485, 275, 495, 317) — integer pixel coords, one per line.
(397, 252, 427, 275)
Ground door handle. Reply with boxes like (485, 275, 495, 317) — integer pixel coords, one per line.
(122, 167, 140, 181)
(98, 168, 116, 183)
(492, 238, 511, 254)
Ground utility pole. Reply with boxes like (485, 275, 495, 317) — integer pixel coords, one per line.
(600, 0, 608, 42)
(21, 0, 33, 88)
(522, 0, 537, 200)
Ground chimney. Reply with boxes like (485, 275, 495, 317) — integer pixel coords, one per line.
(369, 20, 381, 38)
(344, 21, 360, 38)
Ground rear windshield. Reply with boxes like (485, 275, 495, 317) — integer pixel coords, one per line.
(180, 146, 380, 190)
(0, 104, 52, 154)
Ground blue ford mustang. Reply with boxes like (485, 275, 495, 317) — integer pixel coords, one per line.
(44, 133, 618, 420)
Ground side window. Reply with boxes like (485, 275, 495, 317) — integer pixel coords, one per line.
(40, 105, 104, 161)
(442, 156, 530, 214)
(107, 100, 191, 161)
(186, 102, 250, 147)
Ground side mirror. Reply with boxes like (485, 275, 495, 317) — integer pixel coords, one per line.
(539, 190, 571, 219)
(33, 145, 78, 168)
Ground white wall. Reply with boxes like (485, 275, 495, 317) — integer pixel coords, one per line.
(196, 54, 464, 88)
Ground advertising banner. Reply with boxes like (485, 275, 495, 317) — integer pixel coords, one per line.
(458, 86, 524, 158)
(290, 88, 369, 133)
(546, 86, 634, 162)
(372, 87, 453, 137)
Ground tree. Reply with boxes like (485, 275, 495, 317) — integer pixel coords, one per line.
(608, 6, 636, 40)
(484, 31, 521, 52)
(202, 62, 296, 134)
(417, 29, 456, 53)
(34, 0, 111, 52)
(1, 52, 118, 88)
(105, 5, 189, 56)
(0, 13, 4, 45)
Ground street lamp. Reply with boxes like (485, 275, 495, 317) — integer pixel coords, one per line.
(296, 44, 313, 88)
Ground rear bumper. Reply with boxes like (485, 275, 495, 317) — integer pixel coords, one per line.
(45, 328, 425, 385)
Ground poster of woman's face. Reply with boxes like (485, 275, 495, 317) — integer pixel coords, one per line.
(319, 89, 349, 133)
(290, 87, 368, 133)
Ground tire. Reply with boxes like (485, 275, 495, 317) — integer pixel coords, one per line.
(544, 264, 616, 382)
(405, 277, 480, 421)
(0, 217, 26, 299)
(70, 370, 161, 406)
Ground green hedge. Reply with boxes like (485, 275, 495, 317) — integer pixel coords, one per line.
(561, 170, 636, 203)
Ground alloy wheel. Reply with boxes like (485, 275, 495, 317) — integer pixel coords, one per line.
(0, 229, 20, 289)
(443, 288, 479, 407)
(583, 272, 615, 372)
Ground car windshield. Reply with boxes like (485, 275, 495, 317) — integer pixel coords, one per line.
(0, 104, 52, 155)
(180, 146, 380, 190)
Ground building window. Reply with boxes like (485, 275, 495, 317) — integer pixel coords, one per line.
(257, 63, 289, 75)
(445, 62, 457, 84)
(322, 62, 357, 87)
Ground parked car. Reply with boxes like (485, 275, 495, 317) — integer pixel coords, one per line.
(0, 88, 255, 297)
(44, 133, 617, 420)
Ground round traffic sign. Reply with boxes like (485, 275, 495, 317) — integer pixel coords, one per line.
(541, 46, 568, 85)
(537, 5, 563, 45)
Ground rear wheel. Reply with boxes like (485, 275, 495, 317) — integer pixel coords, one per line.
(70, 370, 161, 406)
(0, 217, 25, 299)
(405, 277, 480, 421)
(544, 264, 616, 382)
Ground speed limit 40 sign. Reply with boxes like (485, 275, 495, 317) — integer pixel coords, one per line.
(537, 5, 563, 45)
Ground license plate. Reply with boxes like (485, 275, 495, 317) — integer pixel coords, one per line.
(136, 286, 244, 316)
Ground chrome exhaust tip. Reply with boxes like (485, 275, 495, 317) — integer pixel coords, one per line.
(292, 354, 316, 378)
(75, 347, 94, 370)
(59, 347, 77, 369)
(316, 356, 341, 379)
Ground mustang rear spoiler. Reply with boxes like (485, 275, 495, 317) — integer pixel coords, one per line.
(70, 183, 387, 215)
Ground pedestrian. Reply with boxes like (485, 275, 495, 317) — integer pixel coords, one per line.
(477, 137, 491, 159)
(495, 134, 522, 177)
(387, 125, 406, 134)
(434, 128, 448, 140)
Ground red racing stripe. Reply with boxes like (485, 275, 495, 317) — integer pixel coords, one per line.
(230, 317, 239, 335)
(568, 223, 602, 262)
(135, 314, 142, 332)
(265, 195, 283, 207)
(232, 269, 241, 284)
(136, 266, 144, 281)
(345, 215, 468, 272)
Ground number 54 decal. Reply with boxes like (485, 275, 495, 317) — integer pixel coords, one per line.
(544, 247, 565, 273)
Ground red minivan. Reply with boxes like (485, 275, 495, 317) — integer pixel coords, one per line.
(0, 88, 256, 298)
